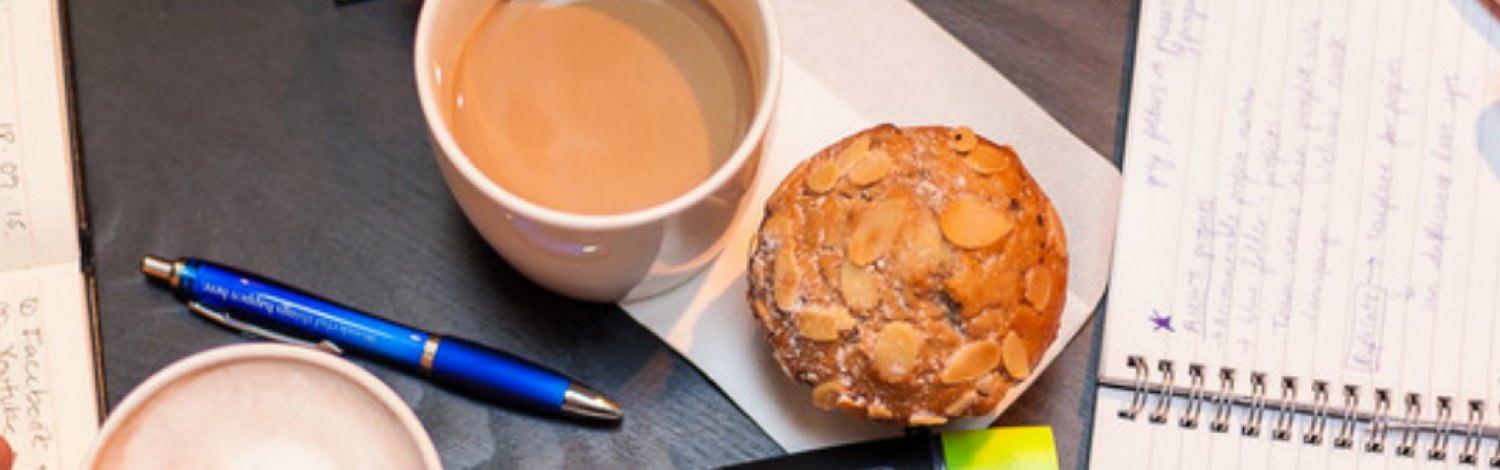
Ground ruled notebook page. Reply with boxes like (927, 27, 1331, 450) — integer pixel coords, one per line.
(0, 0, 101, 468)
(1091, 0, 1500, 467)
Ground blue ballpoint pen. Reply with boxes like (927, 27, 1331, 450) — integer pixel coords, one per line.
(140, 255, 622, 421)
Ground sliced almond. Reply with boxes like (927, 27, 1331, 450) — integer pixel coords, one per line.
(1000, 331, 1031, 380)
(761, 212, 796, 240)
(834, 307, 857, 331)
(964, 144, 1014, 175)
(797, 305, 855, 341)
(1044, 206, 1068, 257)
(839, 263, 881, 312)
(805, 159, 841, 194)
(847, 149, 892, 186)
(944, 390, 980, 416)
(900, 205, 953, 275)
(873, 321, 924, 382)
(848, 201, 905, 266)
(773, 244, 800, 310)
(836, 135, 873, 166)
(835, 395, 860, 410)
(995, 164, 1024, 197)
(975, 373, 1003, 395)
(803, 135, 872, 194)
(752, 301, 774, 331)
(1025, 265, 1054, 309)
(909, 414, 948, 426)
(753, 213, 794, 262)
(948, 126, 978, 153)
(940, 198, 1013, 249)
(939, 341, 1002, 384)
(867, 403, 894, 420)
(811, 381, 845, 410)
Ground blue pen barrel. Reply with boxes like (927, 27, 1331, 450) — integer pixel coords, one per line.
(175, 259, 572, 413)
(178, 260, 432, 367)
(428, 337, 570, 412)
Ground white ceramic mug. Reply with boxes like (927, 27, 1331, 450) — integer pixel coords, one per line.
(85, 344, 441, 469)
(414, 0, 781, 302)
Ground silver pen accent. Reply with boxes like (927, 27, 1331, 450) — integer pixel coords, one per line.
(563, 384, 623, 421)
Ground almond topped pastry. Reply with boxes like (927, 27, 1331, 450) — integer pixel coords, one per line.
(747, 124, 1067, 425)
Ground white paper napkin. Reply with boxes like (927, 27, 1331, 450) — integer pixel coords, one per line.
(622, 0, 1123, 452)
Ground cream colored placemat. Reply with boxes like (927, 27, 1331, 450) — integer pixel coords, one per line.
(623, 0, 1122, 452)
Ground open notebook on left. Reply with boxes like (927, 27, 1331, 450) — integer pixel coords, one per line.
(0, 0, 102, 468)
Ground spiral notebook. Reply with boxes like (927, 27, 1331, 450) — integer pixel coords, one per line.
(1089, 0, 1500, 468)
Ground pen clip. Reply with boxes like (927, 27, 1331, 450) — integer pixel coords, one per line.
(186, 301, 344, 355)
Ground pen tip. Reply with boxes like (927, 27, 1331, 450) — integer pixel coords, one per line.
(562, 383, 622, 422)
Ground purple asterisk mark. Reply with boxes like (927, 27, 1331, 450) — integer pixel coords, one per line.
(1149, 309, 1174, 332)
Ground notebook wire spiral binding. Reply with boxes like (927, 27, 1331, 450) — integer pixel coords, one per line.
(1307, 381, 1329, 445)
(1367, 389, 1390, 452)
(1272, 377, 1297, 441)
(1108, 356, 1500, 465)
(1335, 385, 1358, 449)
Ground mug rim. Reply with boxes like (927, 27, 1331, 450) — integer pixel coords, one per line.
(84, 343, 442, 469)
(413, 0, 783, 231)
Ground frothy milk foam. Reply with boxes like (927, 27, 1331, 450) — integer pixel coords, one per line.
(90, 359, 428, 469)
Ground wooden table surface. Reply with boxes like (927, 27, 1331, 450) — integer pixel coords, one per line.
(66, 0, 1131, 468)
